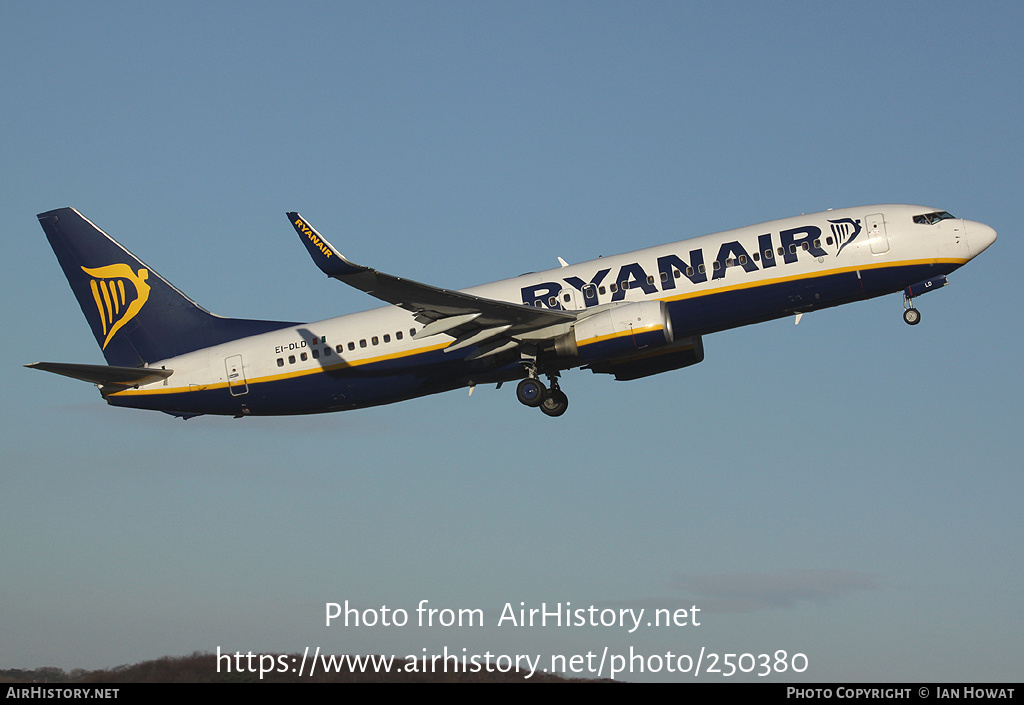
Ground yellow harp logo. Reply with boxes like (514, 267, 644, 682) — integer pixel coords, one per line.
(81, 264, 151, 349)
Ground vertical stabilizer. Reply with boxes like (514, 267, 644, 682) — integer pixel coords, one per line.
(38, 208, 295, 367)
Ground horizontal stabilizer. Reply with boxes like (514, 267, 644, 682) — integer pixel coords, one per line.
(26, 362, 173, 388)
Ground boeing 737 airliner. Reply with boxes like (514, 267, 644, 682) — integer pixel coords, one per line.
(28, 205, 996, 418)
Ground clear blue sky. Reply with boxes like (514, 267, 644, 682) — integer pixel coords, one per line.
(1, 1, 1021, 682)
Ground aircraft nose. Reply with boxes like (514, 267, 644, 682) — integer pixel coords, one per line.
(965, 220, 997, 258)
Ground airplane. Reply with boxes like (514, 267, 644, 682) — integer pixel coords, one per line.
(27, 204, 996, 419)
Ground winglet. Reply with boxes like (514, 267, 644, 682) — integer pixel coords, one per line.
(286, 212, 363, 276)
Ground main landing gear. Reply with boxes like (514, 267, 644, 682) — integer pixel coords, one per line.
(516, 370, 569, 417)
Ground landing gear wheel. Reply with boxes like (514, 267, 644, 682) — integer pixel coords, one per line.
(903, 307, 921, 326)
(539, 389, 569, 417)
(516, 378, 546, 407)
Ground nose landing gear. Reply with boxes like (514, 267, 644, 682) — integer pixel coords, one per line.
(902, 275, 950, 325)
(903, 305, 921, 325)
(903, 287, 922, 324)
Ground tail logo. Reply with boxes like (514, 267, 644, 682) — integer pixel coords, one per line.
(80, 264, 151, 349)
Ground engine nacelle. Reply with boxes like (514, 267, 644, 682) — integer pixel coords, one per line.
(585, 335, 704, 380)
(553, 301, 674, 363)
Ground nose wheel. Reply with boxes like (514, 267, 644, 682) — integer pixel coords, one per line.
(515, 370, 569, 417)
(903, 295, 921, 325)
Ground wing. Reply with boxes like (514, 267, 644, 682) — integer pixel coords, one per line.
(287, 213, 575, 358)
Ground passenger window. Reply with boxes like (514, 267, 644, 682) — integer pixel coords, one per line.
(660, 272, 668, 282)
(777, 247, 784, 256)
(647, 275, 655, 285)
(609, 283, 618, 293)
(288, 355, 295, 364)
(360, 340, 367, 348)
(826, 236, 834, 246)
(277, 358, 284, 367)
(324, 347, 331, 356)
(312, 349, 320, 359)
(685, 267, 693, 276)
(300, 352, 307, 361)
(348, 342, 355, 351)
(384, 334, 391, 343)
(336, 344, 344, 353)
(599, 285, 606, 294)
(396, 331, 403, 340)
(765, 249, 773, 260)
(801, 242, 809, 251)
(790, 244, 797, 253)
(713, 261, 721, 271)
(752, 252, 759, 261)
(698, 264, 706, 274)
(371, 336, 379, 346)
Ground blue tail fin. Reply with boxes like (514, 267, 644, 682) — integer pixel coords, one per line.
(38, 208, 296, 367)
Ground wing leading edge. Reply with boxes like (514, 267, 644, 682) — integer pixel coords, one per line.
(287, 213, 575, 358)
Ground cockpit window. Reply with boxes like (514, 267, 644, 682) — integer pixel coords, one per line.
(913, 211, 956, 225)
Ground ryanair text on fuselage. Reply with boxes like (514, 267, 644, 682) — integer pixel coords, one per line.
(521, 220, 855, 310)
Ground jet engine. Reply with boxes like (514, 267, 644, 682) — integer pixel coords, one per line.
(551, 301, 703, 379)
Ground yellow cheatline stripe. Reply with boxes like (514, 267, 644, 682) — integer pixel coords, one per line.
(107, 340, 452, 396)
(577, 324, 663, 348)
(659, 257, 966, 303)
(107, 258, 965, 397)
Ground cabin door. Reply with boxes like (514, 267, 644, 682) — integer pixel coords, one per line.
(866, 213, 890, 254)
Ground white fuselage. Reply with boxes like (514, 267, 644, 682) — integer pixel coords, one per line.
(104, 204, 995, 416)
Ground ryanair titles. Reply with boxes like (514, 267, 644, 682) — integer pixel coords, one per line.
(294, 217, 334, 258)
(521, 219, 861, 309)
